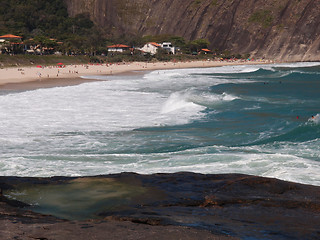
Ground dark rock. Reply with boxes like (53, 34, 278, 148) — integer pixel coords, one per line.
(1, 173, 320, 239)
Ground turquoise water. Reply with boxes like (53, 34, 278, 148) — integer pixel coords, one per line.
(0, 62, 319, 185)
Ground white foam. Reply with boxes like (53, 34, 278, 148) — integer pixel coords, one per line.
(160, 88, 239, 114)
(0, 76, 206, 136)
(1, 139, 320, 185)
(240, 67, 260, 73)
(1, 63, 320, 186)
(260, 62, 320, 72)
(308, 114, 320, 124)
(161, 91, 203, 114)
(144, 65, 261, 76)
(270, 62, 320, 68)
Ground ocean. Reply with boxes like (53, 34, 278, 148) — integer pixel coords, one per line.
(1, 62, 319, 186)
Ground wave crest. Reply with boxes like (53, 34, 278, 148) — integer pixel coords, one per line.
(308, 114, 320, 125)
(161, 90, 238, 113)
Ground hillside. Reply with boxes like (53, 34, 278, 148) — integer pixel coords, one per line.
(65, 0, 320, 61)
(0, 0, 102, 54)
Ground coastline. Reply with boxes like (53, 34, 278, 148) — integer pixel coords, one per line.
(0, 59, 273, 90)
(4, 59, 319, 240)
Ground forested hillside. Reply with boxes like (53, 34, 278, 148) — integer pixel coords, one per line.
(1, 0, 320, 61)
(0, 0, 104, 53)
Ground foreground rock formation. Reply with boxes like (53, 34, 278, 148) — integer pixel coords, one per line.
(1, 173, 320, 239)
(65, 0, 320, 61)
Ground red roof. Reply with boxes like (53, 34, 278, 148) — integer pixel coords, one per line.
(149, 42, 161, 47)
(201, 48, 211, 52)
(0, 34, 22, 39)
(107, 44, 130, 48)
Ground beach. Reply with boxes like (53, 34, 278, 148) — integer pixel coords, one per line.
(1, 61, 319, 184)
(1, 60, 320, 239)
(0, 59, 272, 89)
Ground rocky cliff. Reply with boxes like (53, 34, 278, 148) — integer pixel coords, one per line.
(64, 0, 320, 61)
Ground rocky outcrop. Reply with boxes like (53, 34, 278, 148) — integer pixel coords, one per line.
(64, 0, 320, 61)
(1, 173, 320, 239)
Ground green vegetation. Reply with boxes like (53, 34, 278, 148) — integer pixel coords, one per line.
(0, 0, 248, 64)
(249, 10, 274, 28)
(141, 35, 186, 47)
(276, 24, 285, 31)
(188, 39, 210, 53)
(0, 49, 249, 67)
(192, 0, 204, 8)
(211, 0, 218, 6)
(103, 51, 218, 63)
(0, 0, 103, 54)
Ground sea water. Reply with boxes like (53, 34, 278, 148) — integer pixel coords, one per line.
(1, 62, 320, 186)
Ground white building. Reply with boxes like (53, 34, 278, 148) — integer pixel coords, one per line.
(161, 42, 175, 54)
(107, 44, 130, 53)
(139, 42, 161, 55)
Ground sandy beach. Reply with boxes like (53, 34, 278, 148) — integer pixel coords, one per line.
(0, 59, 272, 89)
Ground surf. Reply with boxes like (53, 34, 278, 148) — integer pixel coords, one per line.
(1, 63, 320, 187)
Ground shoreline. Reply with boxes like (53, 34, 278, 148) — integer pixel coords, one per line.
(1, 61, 320, 239)
(0, 59, 273, 90)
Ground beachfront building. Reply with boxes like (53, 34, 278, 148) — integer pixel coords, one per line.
(0, 34, 23, 42)
(0, 34, 23, 54)
(161, 42, 175, 54)
(107, 44, 130, 53)
(139, 42, 161, 55)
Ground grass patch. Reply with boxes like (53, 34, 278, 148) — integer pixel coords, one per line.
(193, 0, 202, 6)
(249, 10, 274, 28)
(211, 0, 218, 6)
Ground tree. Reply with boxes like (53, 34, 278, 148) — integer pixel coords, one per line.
(188, 39, 210, 52)
(169, 36, 186, 48)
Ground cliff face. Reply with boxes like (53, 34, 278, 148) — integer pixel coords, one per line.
(64, 0, 320, 61)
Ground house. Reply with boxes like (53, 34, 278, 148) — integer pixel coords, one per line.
(139, 42, 161, 55)
(0, 34, 23, 54)
(0, 34, 23, 41)
(107, 44, 130, 53)
(161, 42, 175, 54)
